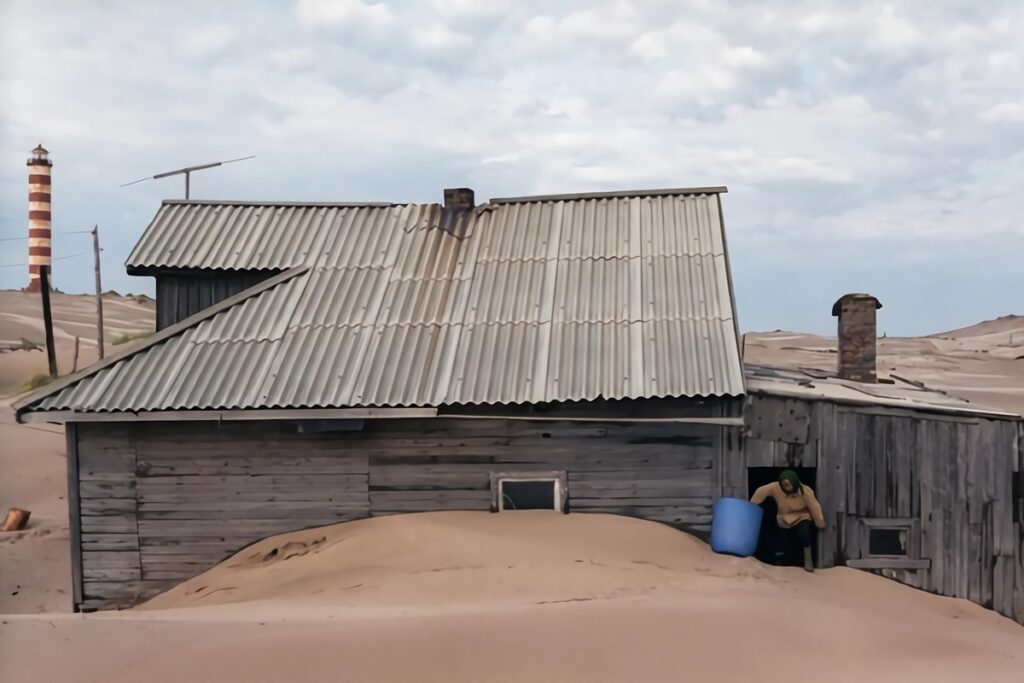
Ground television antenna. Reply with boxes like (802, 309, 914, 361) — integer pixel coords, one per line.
(120, 155, 254, 199)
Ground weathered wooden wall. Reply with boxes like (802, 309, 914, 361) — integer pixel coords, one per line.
(1015, 422, 1023, 624)
(154, 270, 275, 330)
(728, 393, 1022, 623)
(73, 416, 722, 610)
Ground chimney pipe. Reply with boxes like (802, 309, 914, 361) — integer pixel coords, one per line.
(443, 187, 474, 212)
(832, 293, 883, 383)
(26, 144, 53, 293)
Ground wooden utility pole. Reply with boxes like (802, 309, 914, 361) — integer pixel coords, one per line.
(39, 265, 58, 377)
(91, 225, 105, 359)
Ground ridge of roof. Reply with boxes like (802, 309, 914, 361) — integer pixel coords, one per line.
(12, 266, 311, 420)
(158, 186, 729, 209)
(161, 199, 402, 208)
(489, 186, 728, 204)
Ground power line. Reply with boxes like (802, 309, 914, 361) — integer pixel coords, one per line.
(0, 251, 90, 268)
(0, 229, 93, 241)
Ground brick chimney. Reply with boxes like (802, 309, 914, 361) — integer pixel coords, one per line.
(443, 187, 474, 212)
(832, 293, 883, 382)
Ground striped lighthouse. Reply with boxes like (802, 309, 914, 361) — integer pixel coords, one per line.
(26, 144, 53, 293)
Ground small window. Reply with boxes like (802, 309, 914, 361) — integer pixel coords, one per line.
(501, 480, 557, 510)
(490, 471, 567, 513)
(868, 527, 909, 556)
(852, 518, 923, 569)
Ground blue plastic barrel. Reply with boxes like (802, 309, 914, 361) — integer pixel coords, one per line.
(710, 497, 763, 557)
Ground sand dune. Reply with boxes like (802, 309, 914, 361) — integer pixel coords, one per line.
(0, 290, 154, 397)
(0, 402, 70, 615)
(3, 511, 1022, 683)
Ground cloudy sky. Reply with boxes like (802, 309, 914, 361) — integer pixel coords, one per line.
(1, 0, 1021, 335)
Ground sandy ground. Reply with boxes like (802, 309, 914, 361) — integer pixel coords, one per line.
(745, 314, 1024, 415)
(0, 402, 70, 614)
(0, 290, 154, 397)
(2, 512, 1023, 683)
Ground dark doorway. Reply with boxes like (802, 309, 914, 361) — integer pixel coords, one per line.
(501, 480, 556, 510)
(747, 467, 818, 566)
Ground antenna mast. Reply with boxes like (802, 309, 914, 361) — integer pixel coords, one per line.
(120, 155, 254, 199)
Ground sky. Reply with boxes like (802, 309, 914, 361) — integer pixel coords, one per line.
(0, 0, 1021, 336)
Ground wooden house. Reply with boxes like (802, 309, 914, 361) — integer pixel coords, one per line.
(14, 187, 1023, 623)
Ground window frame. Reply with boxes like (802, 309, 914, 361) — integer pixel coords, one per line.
(489, 471, 567, 513)
(846, 517, 930, 570)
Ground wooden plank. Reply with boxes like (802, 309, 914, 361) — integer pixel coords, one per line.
(82, 550, 143, 567)
(138, 507, 367, 520)
(745, 396, 810, 444)
(81, 498, 137, 514)
(80, 481, 136, 498)
(572, 498, 711, 510)
(140, 543, 249, 555)
(81, 515, 137, 534)
(138, 519, 356, 537)
(567, 469, 713, 482)
(138, 461, 369, 476)
(136, 474, 368, 486)
(370, 490, 491, 506)
(137, 489, 369, 502)
(83, 566, 143, 582)
(815, 404, 837, 567)
(568, 484, 713, 500)
(82, 579, 171, 602)
(140, 560, 220, 573)
(66, 423, 83, 611)
(743, 439, 774, 468)
(846, 558, 931, 570)
(81, 534, 140, 551)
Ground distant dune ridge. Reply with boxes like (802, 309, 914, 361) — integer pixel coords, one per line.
(0, 290, 154, 396)
(745, 314, 1024, 415)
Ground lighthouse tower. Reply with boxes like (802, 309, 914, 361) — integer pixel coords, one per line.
(26, 144, 53, 293)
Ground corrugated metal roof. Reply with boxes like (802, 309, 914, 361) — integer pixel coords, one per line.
(28, 188, 744, 414)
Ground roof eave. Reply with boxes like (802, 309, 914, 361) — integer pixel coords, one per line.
(13, 265, 311, 422)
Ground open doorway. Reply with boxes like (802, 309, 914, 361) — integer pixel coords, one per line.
(747, 467, 818, 566)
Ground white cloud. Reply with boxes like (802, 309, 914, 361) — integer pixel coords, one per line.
(982, 102, 1024, 122)
(267, 48, 315, 70)
(987, 51, 1020, 77)
(412, 23, 471, 51)
(295, 0, 394, 28)
(432, 0, 511, 19)
(869, 5, 924, 53)
(184, 26, 234, 56)
(2, 0, 1023, 333)
(797, 11, 846, 35)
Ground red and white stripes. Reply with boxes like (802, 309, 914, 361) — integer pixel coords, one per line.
(27, 144, 52, 293)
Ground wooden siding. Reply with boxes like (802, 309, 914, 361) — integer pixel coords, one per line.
(1016, 422, 1023, 623)
(154, 270, 275, 330)
(727, 394, 1022, 623)
(73, 415, 721, 610)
